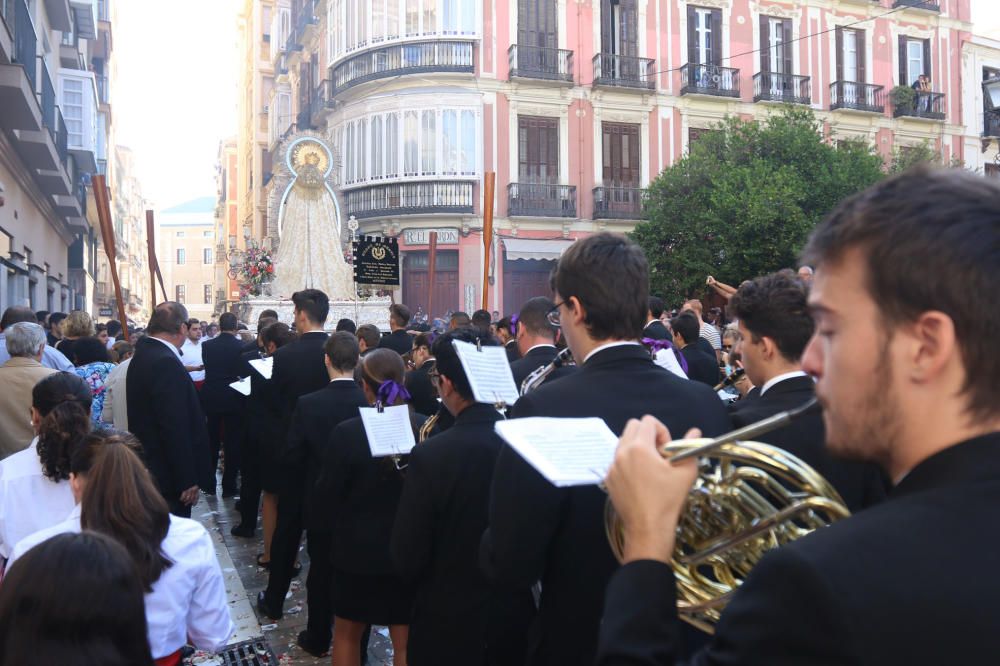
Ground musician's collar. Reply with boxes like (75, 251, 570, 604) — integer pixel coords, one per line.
(526, 343, 557, 354)
(583, 340, 643, 364)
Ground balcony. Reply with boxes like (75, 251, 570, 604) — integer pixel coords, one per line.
(679, 63, 740, 98)
(892, 0, 939, 10)
(893, 91, 945, 121)
(508, 183, 577, 218)
(330, 40, 474, 97)
(311, 79, 333, 123)
(984, 112, 1000, 138)
(592, 54, 655, 91)
(753, 72, 811, 105)
(285, 0, 317, 52)
(58, 68, 99, 172)
(508, 45, 573, 83)
(830, 81, 885, 114)
(345, 180, 475, 219)
(0, 0, 43, 131)
(593, 186, 645, 220)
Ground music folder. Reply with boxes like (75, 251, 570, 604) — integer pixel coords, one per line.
(495, 417, 619, 487)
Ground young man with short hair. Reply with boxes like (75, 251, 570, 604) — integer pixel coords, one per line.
(671, 312, 719, 387)
(378, 303, 413, 355)
(508, 296, 576, 390)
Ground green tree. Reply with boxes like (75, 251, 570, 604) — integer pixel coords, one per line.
(632, 106, 885, 304)
(889, 139, 962, 173)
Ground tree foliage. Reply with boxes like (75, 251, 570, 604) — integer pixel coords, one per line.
(632, 106, 885, 304)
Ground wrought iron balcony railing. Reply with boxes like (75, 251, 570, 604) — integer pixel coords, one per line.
(13, 0, 37, 91)
(753, 72, 811, 105)
(508, 182, 577, 218)
(679, 63, 740, 98)
(593, 186, 645, 220)
(592, 53, 655, 90)
(984, 111, 1000, 138)
(345, 180, 474, 219)
(892, 0, 939, 10)
(829, 81, 885, 113)
(329, 41, 474, 97)
(508, 45, 573, 82)
(893, 91, 945, 120)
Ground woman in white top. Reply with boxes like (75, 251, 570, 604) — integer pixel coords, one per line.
(10, 431, 234, 664)
(0, 372, 92, 565)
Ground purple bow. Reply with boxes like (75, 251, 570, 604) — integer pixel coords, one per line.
(642, 338, 689, 375)
(377, 380, 411, 406)
(509, 314, 519, 337)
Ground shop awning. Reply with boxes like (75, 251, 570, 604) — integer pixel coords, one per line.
(503, 238, 575, 261)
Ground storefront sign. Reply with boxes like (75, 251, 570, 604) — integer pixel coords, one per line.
(353, 236, 401, 286)
(402, 228, 459, 246)
(98, 308, 114, 317)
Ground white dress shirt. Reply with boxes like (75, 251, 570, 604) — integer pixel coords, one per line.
(101, 357, 131, 430)
(10, 513, 234, 657)
(149, 335, 184, 362)
(0, 334, 74, 371)
(759, 370, 811, 396)
(181, 339, 205, 382)
(0, 437, 75, 559)
(582, 341, 643, 364)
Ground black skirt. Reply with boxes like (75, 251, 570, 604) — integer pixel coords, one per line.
(332, 569, 414, 626)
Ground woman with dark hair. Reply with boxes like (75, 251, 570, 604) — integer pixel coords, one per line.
(0, 372, 91, 564)
(0, 531, 155, 665)
(326, 349, 423, 666)
(10, 432, 233, 664)
(72, 336, 116, 428)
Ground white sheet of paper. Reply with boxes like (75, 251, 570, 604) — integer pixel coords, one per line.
(229, 376, 252, 396)
(359, 405, 417, 458)
(653, 348, 688, 379)
(249, 357, 273, 379)
(452, 340, 519, 406)
(495, 417, 619, 487)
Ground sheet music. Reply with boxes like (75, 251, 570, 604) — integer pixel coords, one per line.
(495, 417, 619, 487)
(229, 376, 252, 396)
(249, 357, 273, 379)
(452, 340, 519, 405)
(359, 405, 417, 458)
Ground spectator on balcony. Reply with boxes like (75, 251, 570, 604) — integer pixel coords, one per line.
(912, 74, 932, 112)
(72, 337, 116, 430)
(56, 311, 95, 366)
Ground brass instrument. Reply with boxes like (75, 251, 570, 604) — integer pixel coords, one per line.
(418, 409, 441, 442)
(713, 367, 746, 392)
(604, 398, 850, 633)
(519, 347, 574, 395)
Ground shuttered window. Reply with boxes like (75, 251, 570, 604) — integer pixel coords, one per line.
(518, 116, 559, 183)
(759, 17, 792, 74)
(687, 6, 722, 66)
(602, 123, 640, 187)
(835, 27, 866, 83)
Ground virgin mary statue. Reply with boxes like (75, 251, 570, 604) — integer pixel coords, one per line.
(270, 138, 355, 300)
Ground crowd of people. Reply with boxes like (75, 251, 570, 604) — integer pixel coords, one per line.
(0, 167, 996, 666)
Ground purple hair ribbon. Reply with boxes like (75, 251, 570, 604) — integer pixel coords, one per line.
(509, 314, 519, 337)
(377, 380, 411, 407)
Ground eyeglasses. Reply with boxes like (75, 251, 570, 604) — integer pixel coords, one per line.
(428, 369, 441, 386)
(546, 301, 567, 327)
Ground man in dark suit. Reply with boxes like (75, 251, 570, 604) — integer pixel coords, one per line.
(283, 332, 369, 657)
(482, 233, 731, 666)
(672, 312, 719, 387)
(127, 302, 211, 517)
(377, 303, 413, 355)
(643, 296, 672, 342)
(393, 329, 533, 666)
(508, 296, 576, 391)
(597, 168, 1000, 666)
(258, 289, 332, 620)
(200, 312, 247, 496)
(727, 272, 887, 512)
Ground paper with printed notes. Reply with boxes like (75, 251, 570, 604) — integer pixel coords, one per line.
(495, 417, 619, 487)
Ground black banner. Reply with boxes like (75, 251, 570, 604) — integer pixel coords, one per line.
(353, 235, 400, 286)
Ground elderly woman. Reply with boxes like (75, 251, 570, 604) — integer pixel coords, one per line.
(55, 311, 95, 365)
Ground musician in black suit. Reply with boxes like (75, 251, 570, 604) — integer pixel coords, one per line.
(404, 332, 438, 418)
(672, 312, 719, 386)
(200, 312, 246, 496)
(643, 296, 672, 342)
(282, 332, 369, 657)
(482, 233, 731, 666)
(597, 168, 1000, 666)
(392, 330, 533, 666)
(126, 302, 211, 517)
(327, 349, 423, 666)
(508, 296, 577, 390)
(258, 289, 331, 620)
(727, 272, 887, 512)
(378, 303, 413, 355)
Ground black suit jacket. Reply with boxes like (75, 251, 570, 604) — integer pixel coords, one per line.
(482, 344, 731, 666)
(504, 339, 522, 362)
(728, 375, 888, 512)
(405, 360, 439, 418)
(126, 336, 212, 498)
(508, 344, 576, 391)
(681, 345, 720, 387)
(200, 333, 246, 414)
(642, 320, 672, 342)
(392, 403, 533, 665)
(597, 431, 1000, 666)
(378, 329, 413, 355)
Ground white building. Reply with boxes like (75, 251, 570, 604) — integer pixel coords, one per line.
(960, 34, 1000, 176)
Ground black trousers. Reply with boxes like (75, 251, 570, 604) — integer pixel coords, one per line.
(206, 410, 243, 493)
(305, 529, 335, 645)
(167, 496, 191, 518)
(237, 431, 262, 529)
(263, 489, 304, 610)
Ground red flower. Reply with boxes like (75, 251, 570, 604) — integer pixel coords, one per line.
(250, 266, 259, 276)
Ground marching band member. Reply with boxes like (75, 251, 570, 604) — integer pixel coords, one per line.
(508, 296, 577, 390)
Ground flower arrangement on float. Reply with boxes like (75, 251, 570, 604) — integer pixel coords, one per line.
(233, 242, 275, 297)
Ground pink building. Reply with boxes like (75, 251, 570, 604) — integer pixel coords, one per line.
(267, 0, 971, 316)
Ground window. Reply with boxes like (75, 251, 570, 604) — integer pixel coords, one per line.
(176, 285, 186, 303)
(760, 17, 791, 74)
(687, 6, 721, 66)
(62, 79, 84, 147)
(899, 37, 930, 87)
(331, 0, 475, 63)
(176, 248, 186, 264)
(176, 231, 185, 237)
(518, 115, 559, 183)
(602, 122, 640, 186)
(203, 248, 213, 264)
(421, 110, 436, 174)
(404, 110, 419, 176)
(600, 0, 637, 57)
(204, 285, 213, 303)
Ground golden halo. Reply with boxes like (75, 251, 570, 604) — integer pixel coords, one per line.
(289, 140, 330, 175)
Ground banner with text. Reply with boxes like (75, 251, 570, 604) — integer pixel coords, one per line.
(353, 236, 401, 286)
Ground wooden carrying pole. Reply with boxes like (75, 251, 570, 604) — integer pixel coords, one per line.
(91, 175, 129, 341)
(145, 210, 168, 302)
(426, 230, 438, 319)
(481, 171, 496, 311)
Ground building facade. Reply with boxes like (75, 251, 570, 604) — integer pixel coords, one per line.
(235, 0, 977, 316)
(213, 137, 241, 315)
(960, 34, 1000, 175)
(158, 197, 218, 323)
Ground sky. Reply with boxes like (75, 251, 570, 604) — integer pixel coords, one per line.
(113, 0, 999, 210)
